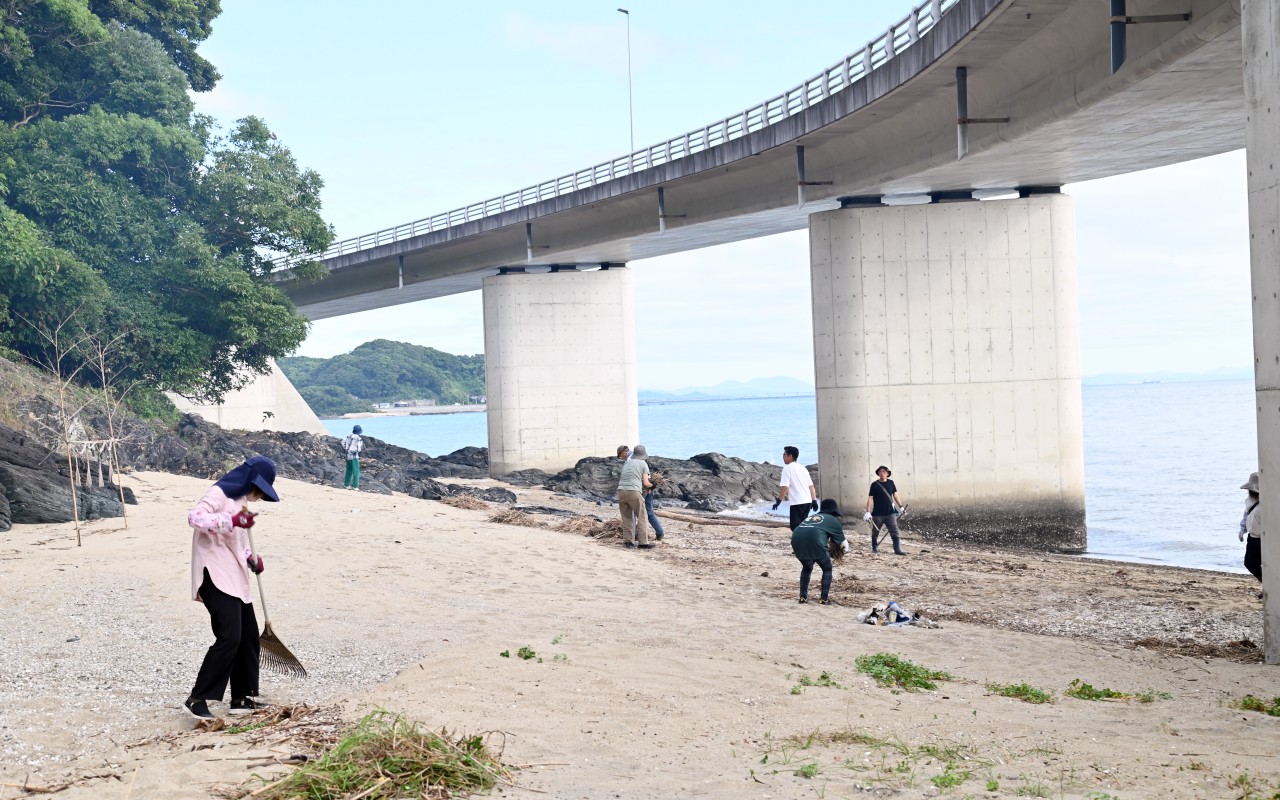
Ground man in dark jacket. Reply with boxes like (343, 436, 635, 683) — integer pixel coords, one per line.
(790, 499, 849, 605)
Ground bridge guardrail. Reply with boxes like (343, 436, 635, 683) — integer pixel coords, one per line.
(274, 0, 959, 268)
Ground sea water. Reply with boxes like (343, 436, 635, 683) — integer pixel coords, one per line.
(326, 380, 1257, 574)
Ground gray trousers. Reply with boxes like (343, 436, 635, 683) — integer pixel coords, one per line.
(871, 514, 902, 553)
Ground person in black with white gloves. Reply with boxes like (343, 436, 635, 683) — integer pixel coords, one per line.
(864, 465, 906, 555)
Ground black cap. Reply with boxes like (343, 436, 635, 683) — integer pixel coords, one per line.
(819, 498, 841, 517)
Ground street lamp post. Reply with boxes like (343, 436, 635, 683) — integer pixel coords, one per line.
(617, 8, 634, 155)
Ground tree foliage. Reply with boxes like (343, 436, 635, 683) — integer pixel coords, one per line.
(0, 1, 333, 402)
(280, 340, 487, 411)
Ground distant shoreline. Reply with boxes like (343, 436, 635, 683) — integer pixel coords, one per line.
(323, 404, 487, 420)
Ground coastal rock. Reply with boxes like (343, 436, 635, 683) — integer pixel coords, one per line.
(544, 452, 780, 512)
(0, 422, 135, 527)
(119, 414, 507, 505)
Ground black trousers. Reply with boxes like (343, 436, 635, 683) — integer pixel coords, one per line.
(798, 556, 833, 600)
(190, 568, 260, 702)
(1245, 536, 1262, 582)
(789, 503, 812, 531)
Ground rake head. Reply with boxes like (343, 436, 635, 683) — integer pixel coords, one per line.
(260, 621, 307, 678)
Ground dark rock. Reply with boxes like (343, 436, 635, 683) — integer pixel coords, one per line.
(117, 414, 497, 505)
(543, 452, 780, 512)
(439, 446, 489, 470)
(503, 468, 550, 487)
(0, 422, 134, 526)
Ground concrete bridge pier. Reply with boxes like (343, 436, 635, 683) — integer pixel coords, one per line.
(1242, 0, 1280, 664)
(482, 266, 639, 477)
(809, 194, 1086, 551)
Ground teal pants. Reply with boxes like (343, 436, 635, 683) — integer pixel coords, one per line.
(344, 458, 360, 488)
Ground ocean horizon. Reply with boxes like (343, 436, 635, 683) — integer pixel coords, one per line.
(327, 378, 1258, 575)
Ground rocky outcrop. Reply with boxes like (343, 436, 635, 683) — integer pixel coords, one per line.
(544, 452, 784, 512)
(0, 422, 136, 530)
(117, 414, 514, 504)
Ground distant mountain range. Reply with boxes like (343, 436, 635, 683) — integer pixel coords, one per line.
(639, 376, 814, 402)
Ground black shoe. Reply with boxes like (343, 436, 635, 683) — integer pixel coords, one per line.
(624, 540, 636, 548)
(655, 532, 664, 540)
(798, 597, 808, 604)
(819, 598, 832, 605)
(894, 550, 907, 556)
(638, 543, 655, 549)
(229, 697, 268, 715)
(184, 697, 215, 720)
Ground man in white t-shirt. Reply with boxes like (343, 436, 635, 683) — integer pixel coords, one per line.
(773, 445, 817, 531)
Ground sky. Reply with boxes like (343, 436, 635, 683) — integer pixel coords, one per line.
(193, 2, 1253, 391)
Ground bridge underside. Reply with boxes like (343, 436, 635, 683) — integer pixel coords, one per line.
(286, 0, 1243, 321)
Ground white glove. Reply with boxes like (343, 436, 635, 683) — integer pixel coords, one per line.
(1240, 530, 1247, 542)
(841, 540, 850, 553)
(863, 511, 872, 521)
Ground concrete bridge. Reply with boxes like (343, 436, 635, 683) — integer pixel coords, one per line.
(258, 0, 1278, 659)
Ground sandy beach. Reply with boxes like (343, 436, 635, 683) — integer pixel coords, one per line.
(2, 472, 1278, 799)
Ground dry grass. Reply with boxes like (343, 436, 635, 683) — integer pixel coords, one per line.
(440, 494, 489, 511)
(555, 515, 604, 534)
(488, 509, 547, 528)
(233, 710, 510, 800)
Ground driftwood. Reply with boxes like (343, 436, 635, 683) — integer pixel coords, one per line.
(653, 509, 788, 529)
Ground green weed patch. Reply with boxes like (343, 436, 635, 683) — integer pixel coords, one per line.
(855, 653, 952, 691)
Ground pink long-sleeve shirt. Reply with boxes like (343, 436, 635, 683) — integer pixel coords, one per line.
(189, 486, 254, 604)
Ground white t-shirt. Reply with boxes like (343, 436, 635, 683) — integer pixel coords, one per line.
(779, 461, 813, 507)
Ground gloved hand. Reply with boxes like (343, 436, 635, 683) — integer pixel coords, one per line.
(231, 509, 256, 529)
(246, 554, 265, 574)
(811, 500, 819, 512)
(1240, 529, 1247, 542)
(841, 540, 850, 553)
(863, 511, 872, 521)
(771, 500, 781, 511)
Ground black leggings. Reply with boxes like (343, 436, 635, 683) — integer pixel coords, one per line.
(1244, 536, 1262, 582)
(190, 568, 260, 702)
(798, 556, 833, 600)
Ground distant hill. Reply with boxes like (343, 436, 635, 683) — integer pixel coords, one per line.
(640, 376, 813, 402)
(280, 340, 485, 416)
(1082, 367, 1252, 386)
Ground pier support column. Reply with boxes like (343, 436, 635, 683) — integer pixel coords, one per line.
(1242, 0, 1280, 664)
(482, 267, 638, 476)
(809, 195, 1086, 551)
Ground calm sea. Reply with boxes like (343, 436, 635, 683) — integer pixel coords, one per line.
(326, 380, 1257, 574)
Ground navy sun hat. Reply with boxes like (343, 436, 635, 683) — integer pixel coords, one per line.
(214, 455, 280, 502)
(819, 498, 842, 517)
(352, 425, 363, 434)
(875, 465, 892, 477)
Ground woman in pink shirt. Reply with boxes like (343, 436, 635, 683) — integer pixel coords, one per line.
(183, 456, 279, 720)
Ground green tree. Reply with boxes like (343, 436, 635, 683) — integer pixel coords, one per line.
(0, 2, 333, 403)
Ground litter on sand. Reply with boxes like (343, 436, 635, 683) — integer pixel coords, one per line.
(856, 601, 941, 628)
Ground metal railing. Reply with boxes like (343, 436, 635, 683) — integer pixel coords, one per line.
(275, 0, 958, 268)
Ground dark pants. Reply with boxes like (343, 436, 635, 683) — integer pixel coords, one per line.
(871, 514, 903, 553)
(1245, 536, 1262, 582)
(798, 555, 833, 600)
(789, 503, 812, 531)
(191, 568, 260, 702)
(645, 492, 664, 537)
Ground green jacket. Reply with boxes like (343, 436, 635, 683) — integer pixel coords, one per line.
(791, 513, 846, 560)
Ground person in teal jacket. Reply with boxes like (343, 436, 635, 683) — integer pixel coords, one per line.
(790, 498, 849, 605)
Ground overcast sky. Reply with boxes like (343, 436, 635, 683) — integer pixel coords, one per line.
(195, 2, 1253, 391)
